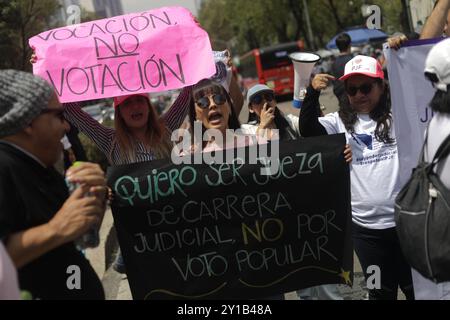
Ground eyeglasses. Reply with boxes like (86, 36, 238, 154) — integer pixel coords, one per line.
(345, 82, 375, 97)
(250, 92, 275, 105)
(195, 94, 227, 109)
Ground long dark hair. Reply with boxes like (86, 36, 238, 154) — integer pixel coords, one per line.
(339, 79, 394, 144)
(188, 79, 241, 146)
(429, 86, 450, 114)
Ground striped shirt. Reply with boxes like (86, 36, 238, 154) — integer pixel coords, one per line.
(63, 88, 191, 165)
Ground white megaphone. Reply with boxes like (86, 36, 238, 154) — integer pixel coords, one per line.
(289, 52, 321, 109)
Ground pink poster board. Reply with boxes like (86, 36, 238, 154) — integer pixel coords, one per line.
(29, 7, 215, 103)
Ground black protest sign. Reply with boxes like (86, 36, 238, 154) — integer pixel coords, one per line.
(107, 134, 353, 300)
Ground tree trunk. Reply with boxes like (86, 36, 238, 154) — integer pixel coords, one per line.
(289, 0, 311, 47)
(275, 22, 290, 43)
(326, 0, 344, 30)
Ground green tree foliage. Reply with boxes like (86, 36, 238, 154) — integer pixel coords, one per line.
(198, 0, 406, 54)
(0, 0, 60, 71)
(81, 7, 100, 24)
(372, 0, 404, 34)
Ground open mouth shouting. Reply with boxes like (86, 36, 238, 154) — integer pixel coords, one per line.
(208, 111, 223, 125)
(131, 112, 144, 121)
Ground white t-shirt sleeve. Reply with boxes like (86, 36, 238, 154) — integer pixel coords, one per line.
(318, 112, 341, 135)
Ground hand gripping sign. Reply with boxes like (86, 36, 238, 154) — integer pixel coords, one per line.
(29, 7, 216, 103)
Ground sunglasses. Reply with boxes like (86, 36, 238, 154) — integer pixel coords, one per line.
(345, 82, 376, 97)
(195, 94, 227, 109)
(250, 92, 275, 105)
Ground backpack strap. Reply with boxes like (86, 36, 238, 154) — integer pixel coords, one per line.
(430, 132, 450, 167)
(420, 126, 429, 163)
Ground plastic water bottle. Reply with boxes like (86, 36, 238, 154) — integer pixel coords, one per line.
(66, 179, 100, 251)
(212, 50, 232, 91)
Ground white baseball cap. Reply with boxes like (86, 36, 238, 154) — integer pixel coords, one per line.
(340, 55, 384, 81)
(424, 38, 450, 92)
(246, 84, 274, 106)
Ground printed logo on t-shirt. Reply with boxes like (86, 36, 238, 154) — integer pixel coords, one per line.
(351, 131, 397, 166)
(353, 133, 373, 150)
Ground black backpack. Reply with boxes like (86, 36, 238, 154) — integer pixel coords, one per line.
(395, 131, 450, 283)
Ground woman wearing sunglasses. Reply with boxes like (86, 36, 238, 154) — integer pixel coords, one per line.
(242, 84, 350, 301)
(242, 84, 301, 141)
(187, 79, 243, 152)
(185, 79, 285, 300)
(299, 55, 414, 300)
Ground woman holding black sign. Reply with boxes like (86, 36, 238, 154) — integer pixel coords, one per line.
(185, 79, 243, 152)
(67, 92, 191, 273)
(242, 83, 351, 300)
(184, 79, 352, 300)
(299, 55, 414, 300)
(30, 51, 235, 273)
(187, 79, 284, 300)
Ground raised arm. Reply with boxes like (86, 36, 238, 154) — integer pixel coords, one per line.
(229, 74, 244, 116)
(161, 86, 192, 133)
(31, 52, 115, 157)
(2, 163, 106, 268)
(420, 0, 450, 39)
(299, 74, 332, 137)
(63, 102, 115, 157)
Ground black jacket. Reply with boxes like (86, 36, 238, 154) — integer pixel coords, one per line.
(0, 142, 104, 300)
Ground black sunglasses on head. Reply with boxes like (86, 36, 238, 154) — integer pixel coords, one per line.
(195, 93, 227, 109)
(250, 92, 275, 105)
(345, 82, 376, 97)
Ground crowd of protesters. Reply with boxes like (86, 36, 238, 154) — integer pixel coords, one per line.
(1, 0, 450, 301)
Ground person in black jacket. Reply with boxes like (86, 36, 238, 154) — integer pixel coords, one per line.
(0, 69, 107, 300)
(331, 33, 354, 105)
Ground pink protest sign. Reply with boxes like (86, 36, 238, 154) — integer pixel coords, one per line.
(29, 7, 215, 103)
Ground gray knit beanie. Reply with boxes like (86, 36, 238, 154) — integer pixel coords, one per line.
(0, 69, 53, 138)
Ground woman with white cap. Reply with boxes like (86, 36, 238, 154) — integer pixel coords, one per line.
(241, 83, 351, 300)
(300, 55, 414, 300)
(241, 84, 301, 140)
(411, 38, 450, 300)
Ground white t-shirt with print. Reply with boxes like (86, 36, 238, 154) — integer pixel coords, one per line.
(319, 112, 401, 229)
